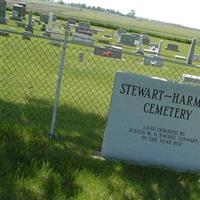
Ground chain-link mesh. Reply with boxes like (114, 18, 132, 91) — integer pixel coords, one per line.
(1, 31, 200, 144)
(56, 43, 200, 148)
(0, 33, 62, 131)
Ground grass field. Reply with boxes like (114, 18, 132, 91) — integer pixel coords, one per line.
(6, 0, 200, 41)
(1, 7, 200, 200)
(1, 30, 200, 199)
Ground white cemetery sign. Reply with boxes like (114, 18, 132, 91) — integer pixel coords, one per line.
(102, 72, 200, 171)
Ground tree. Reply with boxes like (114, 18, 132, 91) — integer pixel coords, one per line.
(127, 9, 135, 18)
(58, 0, 64, 5)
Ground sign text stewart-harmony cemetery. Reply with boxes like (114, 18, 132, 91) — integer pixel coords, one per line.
(102, 72, 200, 171)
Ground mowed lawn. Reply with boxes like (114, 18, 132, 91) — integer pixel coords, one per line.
(7, 0, 200, 40)
(1, 30, 200, 200)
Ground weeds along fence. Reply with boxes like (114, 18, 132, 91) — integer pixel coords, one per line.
(1, 29, 200, 140)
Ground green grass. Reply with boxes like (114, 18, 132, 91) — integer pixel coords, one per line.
(1, 34, 200, 200)
(6, 0, 200, 41)
(1, 15, 200, 200)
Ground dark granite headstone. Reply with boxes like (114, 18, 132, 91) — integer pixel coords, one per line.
(22, 31, 32, 40)
(18, 2, 26, 19)
(67, 17, 76, 25)
(25, 11, 33, 33)
(0, 30, 9, 36)
(0, 0, 7, 24)
(75, 22, 93, 35)
(166, 43, 179, 51)
(40, 14, 56, 24)
(142, 36, 150, 45)
(12, 4, 23, 21)
(94, 45, 123, 59)
(120, 34, 136, 46)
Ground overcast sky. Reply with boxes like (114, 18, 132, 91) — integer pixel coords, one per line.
(64, 0, 200, 29)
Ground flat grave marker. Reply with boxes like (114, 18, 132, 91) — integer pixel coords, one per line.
(166, 43, 179, 52)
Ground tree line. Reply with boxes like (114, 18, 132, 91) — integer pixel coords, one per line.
(39, 0, 135, 17)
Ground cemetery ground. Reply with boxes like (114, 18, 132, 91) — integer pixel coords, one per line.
(6, 0, 200, 42)
(1, 12, 200, 200)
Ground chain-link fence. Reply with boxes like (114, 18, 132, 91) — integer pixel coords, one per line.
(1, 29, 200, 143)
(0, 31, 62, 132)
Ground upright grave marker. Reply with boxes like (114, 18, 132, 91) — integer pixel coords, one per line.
(18, 2, 26, 19)
(156, 40, 163, 56)
(102, 72, 200, 171)
(50, 22, 62, 46)
(25, 11, 33, 33)
(0, 0, 7, 24)
(120, 34, 136, 46)
(12, 4, 23, 21)
(135, 35, 144, 55)
(187, 38, 196, 65)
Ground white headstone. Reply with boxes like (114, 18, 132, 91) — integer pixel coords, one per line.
(102, 72, 200, 172)
(50, 29, 61, 46)
(47, 12, 54, 33)
(157, 40, 163, 56)
(135, 35, 144, 55)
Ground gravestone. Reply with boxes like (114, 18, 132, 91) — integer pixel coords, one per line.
(40, 14, 56, 24)
(50, 22, 62, 46)
(156, 40, 163, 56)
(116, 29, 127, 41)
(182, 74, 200, 84)
(12, 4, 23, 21)
(0, 0, 7, 24)
(120, 34, 136, 46)
(47, 12, 54, 32)
(143, 55, 164, 67)
(72, 32, 95, 46)
(18, 2, 26, 19)
(117, 29, 127, 36)
(166, 43, 179, 51)
(25, 11, 33, 33)
(76, 22, 93, 36)
(0, 30, 9, 36)
(50, 29, 61, 46)
(102, 72, 200, 172)
(193, 55, 200, 62)
(67, 17, 76, 25)
(98, 39, 111, 45)
(175, 55, 186, 60)
(94, 45, 123, 59)
(187, 38, 196, 65)
(131, 33, 140, 41)
(135, 35, 144, 55)
(22, 31, 32, 40)
(142, 36, 150, 45)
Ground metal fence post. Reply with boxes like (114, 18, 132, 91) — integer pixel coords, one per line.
(49, 26, 68, 138)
